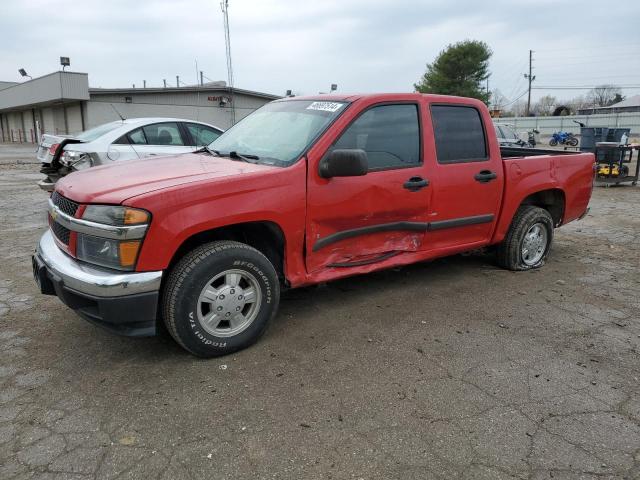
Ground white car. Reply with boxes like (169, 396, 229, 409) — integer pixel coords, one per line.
(37, 118, 223, 191)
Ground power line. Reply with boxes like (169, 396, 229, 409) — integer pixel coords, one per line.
(500, 89, 529, 107)
(533, 85, 640, 90)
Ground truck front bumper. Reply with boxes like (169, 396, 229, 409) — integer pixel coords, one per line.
(33, 230, 163, 337)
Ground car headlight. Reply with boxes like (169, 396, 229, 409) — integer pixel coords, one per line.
(83, 205, 150, 226)
(61, 150, 92, 169)
(76, 206, 150, 271)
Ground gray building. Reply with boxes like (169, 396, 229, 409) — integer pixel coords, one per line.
(577, 95, 640, 115)
(0, 71, 279, 143)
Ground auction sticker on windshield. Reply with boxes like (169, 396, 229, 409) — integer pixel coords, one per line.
(306, 102, 344, 113)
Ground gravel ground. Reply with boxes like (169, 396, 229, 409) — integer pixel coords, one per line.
(0, 146, 639, 479)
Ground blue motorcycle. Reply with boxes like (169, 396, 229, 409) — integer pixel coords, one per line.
(549, 131, 578, 147)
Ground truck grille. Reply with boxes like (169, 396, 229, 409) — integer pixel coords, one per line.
(51, 220, 71, 245)
(51, 191, 79, 217)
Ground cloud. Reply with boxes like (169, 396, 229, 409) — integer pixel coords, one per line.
(2, 0, 639, 102)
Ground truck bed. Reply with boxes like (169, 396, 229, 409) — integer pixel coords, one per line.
(500, 146, 581, 158)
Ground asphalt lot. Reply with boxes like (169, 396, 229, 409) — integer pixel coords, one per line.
(0, 144, 639, 479)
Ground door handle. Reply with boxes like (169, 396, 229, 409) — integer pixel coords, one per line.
(474, 170, 497, 183)
(403, 176, 429, 191)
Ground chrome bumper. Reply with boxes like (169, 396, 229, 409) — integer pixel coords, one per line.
(37, 179, 56, 192)
(36, 230, 162, 298)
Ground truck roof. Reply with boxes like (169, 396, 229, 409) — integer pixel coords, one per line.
(276, 93, 485, 104)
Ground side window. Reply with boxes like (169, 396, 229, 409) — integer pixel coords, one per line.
(142, 122, 184, 146)
(333, 104, 420, 170)
(128, 128, 147, 145)
(114, 134, 129, 145)
(431, 105, 487, 164)
(186, 123, 221, 146)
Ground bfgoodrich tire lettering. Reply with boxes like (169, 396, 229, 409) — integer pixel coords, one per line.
(162, 241, 280, 357)
(496, 206, 554, 271)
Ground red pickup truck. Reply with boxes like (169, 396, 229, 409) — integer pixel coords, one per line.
(33, 93, 594, 357)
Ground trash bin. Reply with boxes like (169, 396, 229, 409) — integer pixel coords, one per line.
(580, 127, 609, 153)
(606, 128, 631, 143)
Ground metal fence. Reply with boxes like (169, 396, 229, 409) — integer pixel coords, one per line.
(494, 112, 640, 137)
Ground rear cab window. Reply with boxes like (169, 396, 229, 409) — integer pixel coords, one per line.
(431, 105, 487, 164)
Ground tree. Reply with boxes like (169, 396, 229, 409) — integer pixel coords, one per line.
(610, 93, 625, 105)
(414, 40, 492, 103)
(566, 95, 589, 113)
(490, 89, 508, 110)
(533, 95, 557, 116)
(587, 85, 623, 107)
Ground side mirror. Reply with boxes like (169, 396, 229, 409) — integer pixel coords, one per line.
(319, 149, 368, 178)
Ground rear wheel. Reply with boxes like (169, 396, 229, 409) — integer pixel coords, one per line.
(496, 206, 554, 271)
(568, 137, 579, 147)
(162, 241, 280, 357)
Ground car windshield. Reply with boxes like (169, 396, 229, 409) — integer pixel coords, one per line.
(74, 121, 124, 142)
(208, 99, 348, 166)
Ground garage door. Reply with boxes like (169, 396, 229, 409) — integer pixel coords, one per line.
(66, 104, 83, 134)
(42, 108, 54, 134)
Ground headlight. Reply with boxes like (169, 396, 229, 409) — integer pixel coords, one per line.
(76, 235, 142, 271)
(61, 150, 92, 169)
(83, 205, 150, 226)
(76, 206, 150, 271)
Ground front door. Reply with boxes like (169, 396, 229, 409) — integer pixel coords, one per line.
(305, 101, 431, 272)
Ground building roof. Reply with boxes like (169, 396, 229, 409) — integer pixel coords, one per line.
(605, 94, 640, 109)
(88, 85, 281, 100)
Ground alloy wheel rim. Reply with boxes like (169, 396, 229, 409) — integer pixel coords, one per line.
(196, 269, 262, 337)
(521, 222, 548, 266)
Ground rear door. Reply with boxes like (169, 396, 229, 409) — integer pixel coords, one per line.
(135, 122, 193, 158)
(423, 102, 504, 250)
(305, 100, 431, 272)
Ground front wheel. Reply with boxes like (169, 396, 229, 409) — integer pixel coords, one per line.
(496, 206, 554, 271)
(162, 241, 280, 357)
(549, 138, 558, 146)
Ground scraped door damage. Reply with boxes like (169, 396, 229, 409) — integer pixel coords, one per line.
(305, 165, 431, 272)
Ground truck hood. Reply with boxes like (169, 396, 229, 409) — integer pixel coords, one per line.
(55, 153, 278, 204)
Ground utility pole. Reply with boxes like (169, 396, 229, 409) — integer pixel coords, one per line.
(221, 0, 236, 125)
(524, 50, 536, 116)
(176, 75, 180, 88)
(163, 79, 167, 88)
(200, 71, 204, 86)
(486, 74, 490, 106)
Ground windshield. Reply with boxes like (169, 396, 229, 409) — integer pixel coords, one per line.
(208, 99, 348, 166)
(74, 121, 123, 142)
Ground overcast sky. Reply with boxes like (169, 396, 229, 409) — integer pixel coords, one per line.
(2, 0, 639, 104)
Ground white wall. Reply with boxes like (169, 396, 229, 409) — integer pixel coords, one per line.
(495, 112, 640, 136)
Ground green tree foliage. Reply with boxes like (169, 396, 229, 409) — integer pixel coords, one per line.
(414, 40, 492, 103)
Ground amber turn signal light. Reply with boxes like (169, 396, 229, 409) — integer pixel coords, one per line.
(119, 241, 141, 267)
(123, 208, 150, 225)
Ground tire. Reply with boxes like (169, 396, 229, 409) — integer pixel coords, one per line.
(568, 137, 579, 147)
(549, 138, 558, 146)
(162, 241, 280, 357)
(496, 206, 554, 271)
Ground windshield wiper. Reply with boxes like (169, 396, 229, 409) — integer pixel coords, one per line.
(193, 146, 220, 156)
(229, 151, 260, 163)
